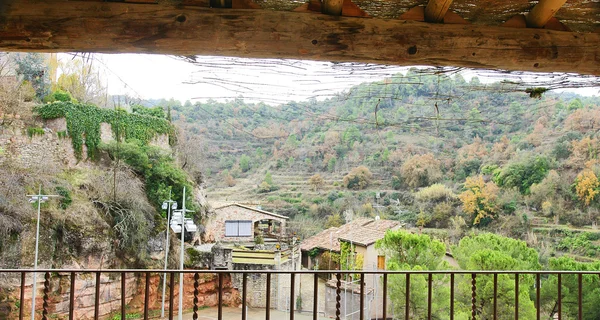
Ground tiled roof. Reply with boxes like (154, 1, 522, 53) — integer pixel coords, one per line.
(212, 203, 288, 220)
(338, 219, 401, 246)
(300, 218, 401, 252)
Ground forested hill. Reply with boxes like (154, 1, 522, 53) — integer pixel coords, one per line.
(169, 70, 600, 248)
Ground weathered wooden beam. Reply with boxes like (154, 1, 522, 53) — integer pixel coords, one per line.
(526, 0, 567, 28)
(1, 1, 599, 75)
(424, 0, 453, 23)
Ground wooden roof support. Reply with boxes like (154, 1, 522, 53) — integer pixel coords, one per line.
(1, 1, 599, 75)
(294, 0, 368, 18)
(322, 0, 344, 15)
(526, 0, 567, 28)
(424, 0, 453, 23)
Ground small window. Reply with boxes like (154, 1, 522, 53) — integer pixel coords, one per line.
(377, 255, 386, 270)
(225, 220, 253, 237)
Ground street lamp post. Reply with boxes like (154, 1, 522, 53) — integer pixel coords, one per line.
(26, 186, 59, 320)
(160, 190, 177, 319)
(174, 187, 194, 320)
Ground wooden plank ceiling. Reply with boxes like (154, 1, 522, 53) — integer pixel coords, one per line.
(0, 0, 598, 75)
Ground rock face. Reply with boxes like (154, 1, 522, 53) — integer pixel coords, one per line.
(0, 115, 205, 319)
(0, 272, 239, 319)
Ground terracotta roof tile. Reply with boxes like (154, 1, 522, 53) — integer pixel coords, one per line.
(338, 219, 401, 246)
(300, 218, 401, 251)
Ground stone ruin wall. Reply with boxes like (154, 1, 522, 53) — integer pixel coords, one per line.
(0, 117, 170, 171)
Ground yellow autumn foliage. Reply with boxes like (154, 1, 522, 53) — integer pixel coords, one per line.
(574, 169, 600, 206)
(458, 175, 499, 225)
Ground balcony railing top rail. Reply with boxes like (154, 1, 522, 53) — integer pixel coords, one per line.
(1, 268, 599, 274)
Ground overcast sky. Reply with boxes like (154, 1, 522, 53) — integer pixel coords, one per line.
(62, 53, 600, 105)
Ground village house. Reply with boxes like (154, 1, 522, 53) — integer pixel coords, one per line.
(204, 202, 288, 245)
(300, 217, 402, 319)
(300, 217, 401, 270)
(202, 202, 297, 311)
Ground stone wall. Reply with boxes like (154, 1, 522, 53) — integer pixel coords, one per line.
(0, 117, 84, 169)
(98, 121, 170, 150)
(0, 116, 171, 170)
(232, 258, 294, 309)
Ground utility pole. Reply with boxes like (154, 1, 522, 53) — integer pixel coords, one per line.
(161, 189, 177, 319)
(176, 187, 194, 320)
(26, 186, 59, 320)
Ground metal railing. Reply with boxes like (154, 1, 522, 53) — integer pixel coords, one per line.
(1, 269, 599, 320)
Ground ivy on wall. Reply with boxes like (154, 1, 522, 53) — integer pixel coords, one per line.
(340, 241, 364, 280)
(35, 101, 174, 160)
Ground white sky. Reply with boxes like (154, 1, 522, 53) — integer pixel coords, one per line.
(61, 53, 600, 105)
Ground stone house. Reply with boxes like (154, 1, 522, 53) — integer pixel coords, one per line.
(300, 218, 402, 320)
(204, 203, 288, 244)
(300, 218, 401, 270)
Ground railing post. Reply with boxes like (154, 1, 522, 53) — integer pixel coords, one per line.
(242, 273, 247, 320)
(144, 272, 150, 320)
(450, 273, 454, 320)
(493, 273, 497, 320)
(471, 273, 476, 320)
(578, 273, 582, 320)
(515, 273, 519, 320)
(557, 273, 562, 320)
(94, 272, 100, 320)
(266, 273, 271, 320)
(19, 272, 25, 320)
(427, 273, 432, 320)
(290, 272, 295, 320)
(382, 273, 387, 320)
(169, 272, 175, 320)
(313, 273, 318, 320)
(42, 272, 49, 320)
(359, 273, 365, 320)
(218, 273, 223, 320)
(405, 273, 410, 320)
(536, 273, 540, 320)
(121, 272, 126, 320)
(69, 272, 76, 320)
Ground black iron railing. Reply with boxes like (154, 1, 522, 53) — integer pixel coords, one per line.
(1, 269, 599, 320)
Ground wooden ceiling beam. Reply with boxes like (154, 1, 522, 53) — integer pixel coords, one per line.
(424, 0, 453, 23)
(526, 0, 567, 28)
(0, 1, 599, 75)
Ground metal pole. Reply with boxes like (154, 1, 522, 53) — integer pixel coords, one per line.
(178, 187, 186, 320)
(161, 189, 173, 319)
(31, 185, 42, 320)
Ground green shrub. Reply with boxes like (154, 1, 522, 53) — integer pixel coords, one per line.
(100, 141, 193, 210)
(56, 130, 68, 139)
(26, 127, 45, 137)
(55, 186, 72, 210)
(415, 184, 456, 202)
(343, 166, 373, 190)
(493, 156, 550, 194)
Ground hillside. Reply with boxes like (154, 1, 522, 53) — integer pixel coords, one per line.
(169, 70, 600, 260)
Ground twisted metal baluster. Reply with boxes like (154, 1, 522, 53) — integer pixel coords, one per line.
(193, 273, 199, 320)
(42, 272, 50, 320)
(471, 273, 477, 320)
(335, 273, 341, 320)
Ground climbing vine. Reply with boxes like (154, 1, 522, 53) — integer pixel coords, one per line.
(340, 241, 364, 280)
(35, 101, 173, 160)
